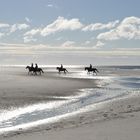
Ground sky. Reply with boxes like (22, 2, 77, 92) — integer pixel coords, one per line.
(0, 0, 140, 65)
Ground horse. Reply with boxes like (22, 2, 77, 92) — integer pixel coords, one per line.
(56, 67, 68, 74)
(35, 67, 44, 75)
(26, 66, 35, 75)
(26, 66, 44, 75)
(85, 67, 99, 75)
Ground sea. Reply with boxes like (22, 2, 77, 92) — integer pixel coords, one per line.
(0, 65, 139, 136)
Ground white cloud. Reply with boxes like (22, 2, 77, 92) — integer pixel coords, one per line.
(23, 16, 83, 42)
(97, 29, 119, 40)
(41, 16, 83, 36)
(18, 24, 30, 30)
(24, 29, 41, 36)
(97, 16, 140, 40)
(85, 41, 90, 45)
(95, 41, 105, 48)
(61, 41, 75, 47)
(0, 23, 10, 28)
(24, 29, 41, 43)
(121, 16, 140, 25)
(10, 23, 30, 33)
(23, 36, 37, 43)
(82, 20, 119, 31)
(10, 24, 17, 33)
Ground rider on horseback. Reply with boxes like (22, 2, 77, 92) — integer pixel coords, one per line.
(35, 63, 38, 70)
(56, 64, 68, 74)
(89, 64, 92, 69)
(31, 63, 34, 68)
(26, 63, 44, 75)
(60, 64, 63, 69)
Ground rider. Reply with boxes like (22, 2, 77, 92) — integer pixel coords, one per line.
(35, 63, 38, 70)
(31, 63, 34, 68)
(60, 64, 63, 69)
(89, 64, 92, 69)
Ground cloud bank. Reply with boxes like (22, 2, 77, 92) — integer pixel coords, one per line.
(97, 16, 140, 40)
(0, 16, 139, 53)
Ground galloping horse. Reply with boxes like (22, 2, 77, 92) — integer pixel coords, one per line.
(85, 67, 99, 75)
(56, 67, 68, 74)
(26, 66, 44, 75)
(35, 67, 44, 75)
(26, 66, 35, 75)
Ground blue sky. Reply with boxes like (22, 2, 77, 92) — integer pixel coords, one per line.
(0, 0, 140, 65)
(0, 0, 139, 22)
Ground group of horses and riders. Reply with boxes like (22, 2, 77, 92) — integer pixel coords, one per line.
(26, 63, 44, 75)
(26, 63, 99, 75)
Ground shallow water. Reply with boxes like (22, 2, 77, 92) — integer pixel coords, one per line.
(0, 87, 132, 134)
(0, 65, 140, 134)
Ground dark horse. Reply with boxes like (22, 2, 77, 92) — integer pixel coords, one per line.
(26, 66, 44, 75)
(85, 67, 99, 75)
(56, 67, 68, 74)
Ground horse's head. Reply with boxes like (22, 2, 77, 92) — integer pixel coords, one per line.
(56, 67, 59, 70)
(26, 66, 30, 69)
(85, 67, 88, 70)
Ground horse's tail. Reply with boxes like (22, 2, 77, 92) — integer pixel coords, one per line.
(41, 69, 44, 73)
(66, 69, 68, 73)
(96, 68, 99, 73)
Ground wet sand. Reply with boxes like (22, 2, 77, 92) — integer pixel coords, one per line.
(0, 67, 99, 110)
(4, 92, 140, 140)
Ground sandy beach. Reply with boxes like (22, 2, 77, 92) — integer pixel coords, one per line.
(6, 94, 140, 140)
(0, 66, 140, 140)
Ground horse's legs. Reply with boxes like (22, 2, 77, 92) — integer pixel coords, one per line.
(34, 72, 37, 75)
(93, 71, 97, 75)
(95, 70, 97, 75)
